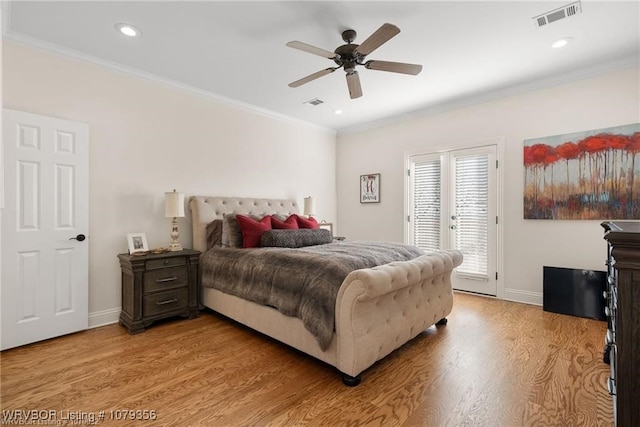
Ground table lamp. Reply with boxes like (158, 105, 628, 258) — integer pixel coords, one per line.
(303, 196, 316, 218)
(165, 189, 185, 251)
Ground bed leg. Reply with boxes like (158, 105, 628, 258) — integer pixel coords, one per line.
(436, 317, 448, 326)
(342, 373, 361, 387)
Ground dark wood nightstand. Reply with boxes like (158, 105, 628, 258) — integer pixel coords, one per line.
(117, 249, 200, 334)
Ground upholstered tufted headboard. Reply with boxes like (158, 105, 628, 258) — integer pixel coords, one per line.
(189, 196, 300, 253)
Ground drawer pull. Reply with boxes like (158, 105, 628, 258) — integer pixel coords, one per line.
(156, 276, 178, 283)
(607, 377, 616, 396)
(606, 330, 615, 345)
(156, 298, 179, 306)
(605, 306, 612, 317)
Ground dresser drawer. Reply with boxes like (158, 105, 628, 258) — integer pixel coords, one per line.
(143, 288, 188, 316)
(143, 266, 188, 293)
(146, 256, 187, 270)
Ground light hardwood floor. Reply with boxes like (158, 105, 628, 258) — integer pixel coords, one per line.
(1, 292, 612, 426)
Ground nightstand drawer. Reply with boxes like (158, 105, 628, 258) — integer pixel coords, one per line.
(143, 288, 188, 316)
(143, 266, 188, 293)
(146, 257, 186, 270)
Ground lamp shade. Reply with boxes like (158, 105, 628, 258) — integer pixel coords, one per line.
(165, 190, 185, 218)
(303, 196, 316, 216)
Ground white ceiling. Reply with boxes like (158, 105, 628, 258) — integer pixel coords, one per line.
(3, 1, 639, 132)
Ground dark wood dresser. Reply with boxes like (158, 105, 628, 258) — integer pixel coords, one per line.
(601, 221, 640, 427)
(118, 249, 200, 334)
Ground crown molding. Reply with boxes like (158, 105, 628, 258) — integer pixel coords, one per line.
(337, 55, 639, 136)
(1, 1, 11, 36)
(3, 31, 336, 136)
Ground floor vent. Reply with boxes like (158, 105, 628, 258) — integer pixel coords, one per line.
(303, 98, 324, 106)
(533, 1, 582, 28)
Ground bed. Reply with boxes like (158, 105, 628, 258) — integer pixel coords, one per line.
(189, 196, 463, 386)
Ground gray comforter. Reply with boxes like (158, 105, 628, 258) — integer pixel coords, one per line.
(201, 241, 423, 350)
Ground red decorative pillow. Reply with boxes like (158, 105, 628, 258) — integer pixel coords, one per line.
(236, 215, 272, 248)
(271, 215, 299, 229)
(294, 214, 319, 229)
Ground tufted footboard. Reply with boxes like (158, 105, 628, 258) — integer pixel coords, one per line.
(335, 250, 463, 381)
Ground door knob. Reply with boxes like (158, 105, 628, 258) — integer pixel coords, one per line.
(69, 234, 86, 241)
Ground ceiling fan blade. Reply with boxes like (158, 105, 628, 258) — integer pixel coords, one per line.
(286, 41, 338, 59)
(365, 60, 423, 75)
(288, 68, 337, 88)
(354, 23, 400, 57)
(346, 71, 362, 99)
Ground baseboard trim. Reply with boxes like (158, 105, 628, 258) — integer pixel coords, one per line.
(503, 287, 543, 306)
(88, 308, 120, 329)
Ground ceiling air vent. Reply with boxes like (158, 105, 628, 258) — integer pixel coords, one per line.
(303, 98, 324, 106)
(533, 1, 582, 28)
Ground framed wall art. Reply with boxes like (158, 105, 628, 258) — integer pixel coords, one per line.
(360, 173, 380, 203)
(524, 123, 640, 219)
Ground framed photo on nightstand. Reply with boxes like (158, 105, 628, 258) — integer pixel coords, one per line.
(319, 222, 333, 236)
(127, 233, 149, 254)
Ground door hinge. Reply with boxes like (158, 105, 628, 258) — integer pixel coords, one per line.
(496, 160, 499, 168)
(496, 216, 499, 224)
(496, 272, 498, 280)
(407, 215, 410, 222)
(407, 169, 411, 177)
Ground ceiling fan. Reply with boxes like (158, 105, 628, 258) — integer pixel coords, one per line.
(286, 23, 422, 99)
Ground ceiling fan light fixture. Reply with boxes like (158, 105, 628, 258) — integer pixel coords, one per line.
(115, 23, 142, 38)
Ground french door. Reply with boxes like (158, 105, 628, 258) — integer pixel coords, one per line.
(408, 144, 498, 296)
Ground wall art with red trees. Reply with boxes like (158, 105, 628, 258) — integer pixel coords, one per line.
(524, 123, 640, 219)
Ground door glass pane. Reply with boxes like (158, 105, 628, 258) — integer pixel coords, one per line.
(412, 159, 441, 252)
(454, 154, 489, 278)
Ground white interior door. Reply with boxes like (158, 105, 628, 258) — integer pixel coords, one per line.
(2, 109, 89, 350)
(408, 144, 498, 296)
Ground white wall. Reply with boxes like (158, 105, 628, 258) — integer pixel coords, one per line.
(337, 67, 640, 304)
(2, 41, 337, 326)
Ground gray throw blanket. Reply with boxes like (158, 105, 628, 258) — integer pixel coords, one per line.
(201, 241, 423, 350)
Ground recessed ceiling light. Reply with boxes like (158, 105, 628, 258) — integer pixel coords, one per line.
(115, 23, 142, 38)
(334, 110, 343, 115)
(552, 36, 573, 48)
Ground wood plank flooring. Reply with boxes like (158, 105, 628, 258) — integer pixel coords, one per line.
(1, 292, 613, 426)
